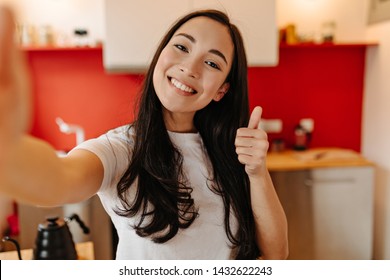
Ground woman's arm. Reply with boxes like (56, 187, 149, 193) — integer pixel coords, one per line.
(0, 6, 103, 207)
(248, 169, 289, 259)
(1, 135, 103, 206)
(235, 106, 289, 259)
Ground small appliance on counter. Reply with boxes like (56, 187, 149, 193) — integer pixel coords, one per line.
(2, 214, 89, 260)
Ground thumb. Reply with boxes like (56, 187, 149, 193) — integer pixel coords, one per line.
(247, 106, 263, 129)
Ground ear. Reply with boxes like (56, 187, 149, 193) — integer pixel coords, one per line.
(213, 83, 230, 102)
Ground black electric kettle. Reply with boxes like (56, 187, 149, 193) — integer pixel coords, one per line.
(2, 213, 89, 260)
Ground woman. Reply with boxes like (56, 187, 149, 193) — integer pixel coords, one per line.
(0, 6, 288, 259)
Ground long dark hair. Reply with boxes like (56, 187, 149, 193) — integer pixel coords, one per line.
(115, 9, 260, 259)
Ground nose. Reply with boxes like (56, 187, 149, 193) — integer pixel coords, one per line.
(179, 57, 200, 79)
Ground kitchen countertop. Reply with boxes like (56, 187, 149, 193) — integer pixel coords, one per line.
(267, 147, 374, 171)
(0, 241, 94, 260)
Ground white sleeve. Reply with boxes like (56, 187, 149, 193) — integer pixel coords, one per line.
(71, 125, 133, 194)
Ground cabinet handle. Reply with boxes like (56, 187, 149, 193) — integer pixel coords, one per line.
(304, 178, 355, 186)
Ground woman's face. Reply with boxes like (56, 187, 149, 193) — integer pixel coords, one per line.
(153, 16, 234, 131)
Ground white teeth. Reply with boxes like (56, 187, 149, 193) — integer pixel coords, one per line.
(171, 78, 195, 93)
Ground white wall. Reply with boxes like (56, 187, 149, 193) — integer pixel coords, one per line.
(363, 19, 390, 260)
(277, 0, 369, 42)
(0, 0, 105, 45)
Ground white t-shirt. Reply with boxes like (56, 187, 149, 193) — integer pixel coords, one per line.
(74, 125, 238, 259)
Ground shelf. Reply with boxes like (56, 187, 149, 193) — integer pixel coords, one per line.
(279, 42, 379, 49)
(21, 45, 103, 52)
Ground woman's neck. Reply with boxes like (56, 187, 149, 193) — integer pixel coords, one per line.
(163, 109, 197, 133)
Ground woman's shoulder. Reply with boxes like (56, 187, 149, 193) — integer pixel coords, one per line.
(104, 124, 135, 144)
(73, 124, 134, 155)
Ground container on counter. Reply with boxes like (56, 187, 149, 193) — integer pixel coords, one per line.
(73, 28, 90, 47)
(294, 124, 308, 150)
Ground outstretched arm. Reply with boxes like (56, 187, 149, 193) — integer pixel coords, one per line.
(0, 6, 103, 206)
(235, 106, 289, 259)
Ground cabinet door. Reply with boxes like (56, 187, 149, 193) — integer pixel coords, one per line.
(192, 0, 278, 66)
(104, 0, 278, 72)
(271, 170, 316, 259)
(271, 166, 374, 260)
(309, 166, 374, 260)
(104, 0, 190, 72)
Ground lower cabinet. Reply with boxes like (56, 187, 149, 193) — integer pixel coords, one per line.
(270, 166, 374, 260)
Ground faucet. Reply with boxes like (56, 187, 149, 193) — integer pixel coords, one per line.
(55, 117, 85, 145)
(55, 118, 90, 243)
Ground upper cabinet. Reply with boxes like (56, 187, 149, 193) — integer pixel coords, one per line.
(103, 0, 278, 73)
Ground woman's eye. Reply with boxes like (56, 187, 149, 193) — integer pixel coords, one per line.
(174, 44, 188, 52)
(206, 61, 220, 70)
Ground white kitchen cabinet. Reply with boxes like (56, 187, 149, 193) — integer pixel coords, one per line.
(271, 166, 374, 260)
(104, 0, 278, 72)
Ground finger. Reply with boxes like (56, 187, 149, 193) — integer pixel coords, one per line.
(247, 106, 263, 129)
(237, 154, 265, 166)
(236, 146, 268, 158)
(236, 128, 268, 140)
(0, 6, 15, 83)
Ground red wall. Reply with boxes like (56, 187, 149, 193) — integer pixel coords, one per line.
(26, 44, 367, 152)
(248, 44, 367, 151)
(27, 48, 142, 151)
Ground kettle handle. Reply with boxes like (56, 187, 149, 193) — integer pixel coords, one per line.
(2, 236, 22, 260)
(66, 214, 90, 234)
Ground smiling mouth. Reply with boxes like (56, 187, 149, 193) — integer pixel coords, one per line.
(169, 77, 197, 94)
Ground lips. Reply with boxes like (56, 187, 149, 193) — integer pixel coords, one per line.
(169, 77, 197, 94)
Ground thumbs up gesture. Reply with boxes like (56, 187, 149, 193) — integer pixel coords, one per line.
(235, 106, 269, 177)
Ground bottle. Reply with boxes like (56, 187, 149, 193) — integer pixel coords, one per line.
(294, 124, 308, 151)
(321, 21, 336, 43)
(37, 25, 55, 47)
(271, 138, 285, 153)
(20, 24, 36, 47)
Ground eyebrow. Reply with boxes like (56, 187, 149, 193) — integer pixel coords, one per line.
(175, 33, 228, 65)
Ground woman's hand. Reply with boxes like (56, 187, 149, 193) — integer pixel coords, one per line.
(0, 6, 32, 158)
(0, 6, 103, 207)
(235, 106, 269, 178)
(236, 106, 289, 259)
